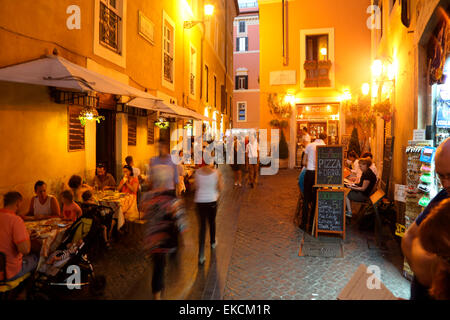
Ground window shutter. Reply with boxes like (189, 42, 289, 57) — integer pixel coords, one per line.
(245, 76, 248, 89)
(147, 112, 156, 144)
(68, 106, 85, 151)
(245, 37, 248, 51)
(235, 76, 239, 90)
(236, 37, 239, 51)
(128, 116, 137, 146)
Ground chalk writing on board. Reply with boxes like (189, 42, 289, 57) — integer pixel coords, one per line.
(317, 191, 344, 232)
(316, 146, 343, 186)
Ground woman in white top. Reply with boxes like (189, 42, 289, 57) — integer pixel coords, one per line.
(193, 161, 223, 265)
(24, 181, 60, 220)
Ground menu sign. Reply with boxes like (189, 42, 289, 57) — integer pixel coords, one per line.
(315, 146, 344, 187)
(315, 190, 346, 239)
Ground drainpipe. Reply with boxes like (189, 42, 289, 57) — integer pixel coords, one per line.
(282, 0, 288, 66)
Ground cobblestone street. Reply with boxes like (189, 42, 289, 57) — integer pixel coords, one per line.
(222, 169, 411, 300)
(92, 167, 411, 300)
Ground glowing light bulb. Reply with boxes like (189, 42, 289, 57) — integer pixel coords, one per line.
(362, 83, 370, 96)
(372, 59, 383, 78)
(204, 4, 214, 16)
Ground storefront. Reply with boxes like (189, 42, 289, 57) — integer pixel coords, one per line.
(295, 103, 340, 167)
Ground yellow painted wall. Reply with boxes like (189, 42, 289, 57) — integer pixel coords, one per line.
(372, 0, 443, 193)
(0, 82, 96, 213)
(0, 0, 237, 206)
(259, 0, 372, 167)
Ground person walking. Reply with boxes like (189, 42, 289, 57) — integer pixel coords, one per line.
(140, 170, 187, 300)
(246, 132, 259, 188)
(193, 160, 223, 265)
(301, 132, 327, 233)
(231, 135, 244, 187)
(402, 137, 450, 300)
(149, 139, 179, 196)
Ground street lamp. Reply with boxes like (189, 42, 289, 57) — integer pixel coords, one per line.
(362, 83, 370, 96)
(183, 4, 214, 29)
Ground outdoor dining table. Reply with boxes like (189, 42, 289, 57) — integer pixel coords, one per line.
(93, 191, 139, 227)
(25, 217, 70, 268)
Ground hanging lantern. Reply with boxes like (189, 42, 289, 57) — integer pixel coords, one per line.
(78, 106, 104, 126)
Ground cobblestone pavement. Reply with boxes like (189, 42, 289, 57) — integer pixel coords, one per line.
(222, 169, 411, 300)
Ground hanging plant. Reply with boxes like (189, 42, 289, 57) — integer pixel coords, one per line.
(78, 107, 105, 127)
(267, 93, 293, 120)
(155, 117, 169, 129)
(373, 99, 392, 122)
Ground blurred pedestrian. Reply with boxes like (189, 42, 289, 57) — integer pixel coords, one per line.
(416, 198, 450, 300)
(193, 159, 223, 265)
(246, 132, 259, 188)
(140, 168, 187, 300)
(231, 136, 244, 187)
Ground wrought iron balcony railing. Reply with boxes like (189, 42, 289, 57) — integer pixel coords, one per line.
(304, 60, 332, 88)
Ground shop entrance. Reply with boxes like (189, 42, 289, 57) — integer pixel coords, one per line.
(96, 109, 117, 179)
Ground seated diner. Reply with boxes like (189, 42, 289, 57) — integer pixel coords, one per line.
(345, 157, 378, 218)
(22, 180, 60, 220)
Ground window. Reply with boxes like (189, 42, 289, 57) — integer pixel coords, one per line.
(162, 11, 175, 90)
(221, 85, 226, 114)
(237, 102, 247, 122)
(128, 116, 137, 146)
(236, 37, 248, 52)
(68, 106, 85, 151)
(190, 46, 197, 97)
(99, 0, 121, 53)
(235, 75, 248, 90)
(214, 75, 217, 107)
(239, 21, 246, 33)
(304, 34, 331, 87)
(205, 65, 209, 102)
(147, 112, 156, 144)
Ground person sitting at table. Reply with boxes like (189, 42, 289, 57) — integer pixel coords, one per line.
(346, 150, 358, 170)
(92, 164, 116, 191)
(345, 157, 378, 218)
(0, 191, 39, 281)
(61, 190, 82, 222)
(66, 175, 92, 203)
(118, 165, 139, 196)
(125, 156, 141, 181)
(361, 152, 378, 178)
(22, 181, 60, 220)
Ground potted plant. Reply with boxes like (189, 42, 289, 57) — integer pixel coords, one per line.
(373, 99, 392, 122)
(268, 93, 292, 169)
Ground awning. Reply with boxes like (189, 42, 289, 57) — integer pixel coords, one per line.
(0, 54, 161, 101)
(127, 98, 212, 121)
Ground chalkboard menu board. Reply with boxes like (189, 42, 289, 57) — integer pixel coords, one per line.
(315, 146, 344, 187)
(315, 190, 346, 239)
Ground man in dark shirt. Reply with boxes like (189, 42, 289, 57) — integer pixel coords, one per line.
(402, 137, 450, 300)
(92, 164, 116, 191)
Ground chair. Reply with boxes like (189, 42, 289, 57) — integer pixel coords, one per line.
(0, 252, 31, 300)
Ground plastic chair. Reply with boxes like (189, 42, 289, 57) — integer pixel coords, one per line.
(0, 252, 31, 300)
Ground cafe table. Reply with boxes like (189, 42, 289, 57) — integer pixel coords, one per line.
(93, 190, 139, 227)
(25, 217, 70, 268)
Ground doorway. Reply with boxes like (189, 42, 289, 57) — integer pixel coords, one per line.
(96, 109, 117, 179)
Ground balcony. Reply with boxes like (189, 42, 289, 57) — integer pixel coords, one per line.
(164, 53, 174, 83)
(304, 60, 332, 88)
(99, 2, 121, 53)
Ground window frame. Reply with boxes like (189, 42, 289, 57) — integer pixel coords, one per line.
(189, 43, 197, 99)
(162, 10, 176, 91)
(93, 0, 127, 67)
(300, 28, 335, 90)
(236, 101, 247, 122)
